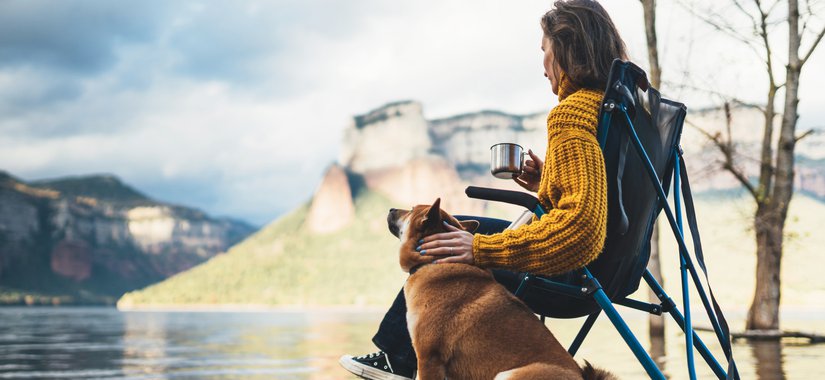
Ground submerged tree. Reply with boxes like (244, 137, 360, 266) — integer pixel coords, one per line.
(682, 0, 824, 331)
(640, 0, 666, 346)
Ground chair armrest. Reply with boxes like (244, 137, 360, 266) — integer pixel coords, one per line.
(465, 186, 544, 214)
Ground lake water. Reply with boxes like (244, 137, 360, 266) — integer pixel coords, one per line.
(0, 307, 822, 379)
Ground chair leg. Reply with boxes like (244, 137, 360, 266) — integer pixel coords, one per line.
(667, 305, 730, 380)
(643, 270, 729, 379)
(568, 311, 600, 356)
(590, 286, 666, 380)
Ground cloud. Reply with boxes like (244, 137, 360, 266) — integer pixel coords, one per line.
(164, 1, 378, 85)
(0, 74, 343, 225)
(0, 69, 83, 117)
(0, 0, 822, 227)
(0, 1, 172, 75)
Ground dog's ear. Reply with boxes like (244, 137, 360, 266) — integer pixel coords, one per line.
(423, 198, 442, 227)
(459, 219, 480, 233)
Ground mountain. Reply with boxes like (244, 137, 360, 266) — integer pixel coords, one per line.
(336, 101, 549, 223)
(119, 100, 825, 309)
(679, 104, 825, 198)
(32, 175, 151, 204)
(341, 100, 825, 204)
(118, 178, 825, 310)
(0, 171, 256, 305)
(119, 188, 406, 308)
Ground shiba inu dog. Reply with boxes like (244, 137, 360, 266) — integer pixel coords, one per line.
(387, 198, 616, 380)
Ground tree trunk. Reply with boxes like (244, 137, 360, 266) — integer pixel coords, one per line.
(641, 0, 661, 89)
(647, 224, 665, 335)
(746, 0, 802, 332)
(746, 204, 783, 330)
(640, 0, 666, 344)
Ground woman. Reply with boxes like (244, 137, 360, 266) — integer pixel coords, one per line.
(340, 1, 627, 378)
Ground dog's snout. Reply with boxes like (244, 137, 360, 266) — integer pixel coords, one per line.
(387, 209, 400, 238)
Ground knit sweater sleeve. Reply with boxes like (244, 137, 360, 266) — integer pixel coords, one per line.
(472, 131, 608, 276)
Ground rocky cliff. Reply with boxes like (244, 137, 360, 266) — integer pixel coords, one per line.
(681, 104, 825, 196)
(320, 101, 546, 233)
(0, 172, 255, 305)
(430, 110, 547, 179)
(305, 164, 355, 234)
(340, 101, 433, 173)
(325, 101, 825, 231)
(120, 100, 825, 309)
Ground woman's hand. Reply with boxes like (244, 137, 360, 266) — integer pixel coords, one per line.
(417, 222, 475, 265)
(513, 149, 543, 192)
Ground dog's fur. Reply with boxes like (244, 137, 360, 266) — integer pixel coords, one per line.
(387, 199, 616, 380)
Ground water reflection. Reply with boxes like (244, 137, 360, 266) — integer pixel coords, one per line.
(647, 332, 785, 380)
(123, 310, 387, 379)
(121, 312, 173, 376)
(751, 339, 785, 380)
(0, 308, 126, 378)
(0, 308, 822, 379)
(649, 334, 668, 377)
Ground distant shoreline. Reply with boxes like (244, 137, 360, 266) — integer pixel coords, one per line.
(0, 303, 388, 314)
(4, 303, 824, 319)
(116, 304, 390, 313)
(114, 304, 825, 319)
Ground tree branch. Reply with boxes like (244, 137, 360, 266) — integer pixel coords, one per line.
(765, 0, 783, 17)
(663, 80, 768, 112)
(723, 162, 760, 200)
(799, 0, 816, 36)
(675, 0, 764, 54)
(684, 118, 759, 199)
(753, 0, 780, 88)
(795, 128, 818, 142)
(732, 0, 760, 36)
(802, 25, 825, 65)
(800, 0, 810, 36)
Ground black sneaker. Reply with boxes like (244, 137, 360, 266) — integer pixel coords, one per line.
(338, 351, 416, 380)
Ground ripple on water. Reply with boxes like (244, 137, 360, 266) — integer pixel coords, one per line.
(0, 307, 823, 379)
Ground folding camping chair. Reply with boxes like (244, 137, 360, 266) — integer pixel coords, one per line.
(465, 60, 739, 380)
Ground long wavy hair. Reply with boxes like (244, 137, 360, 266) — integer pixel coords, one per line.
(541, 0, 628, 90)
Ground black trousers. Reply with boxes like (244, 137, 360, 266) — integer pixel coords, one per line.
(371, 216, 557, 368)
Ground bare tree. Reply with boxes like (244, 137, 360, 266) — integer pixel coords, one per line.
(681, 0, 825, 331)
(640, 0, 666, 348)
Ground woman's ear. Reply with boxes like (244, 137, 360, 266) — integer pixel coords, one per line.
(459, 220, 480, 233)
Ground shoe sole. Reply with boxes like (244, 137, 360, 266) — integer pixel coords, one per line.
(338, 355, 413, 380)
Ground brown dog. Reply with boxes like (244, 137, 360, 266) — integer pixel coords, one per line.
(387, 198, 616, 380)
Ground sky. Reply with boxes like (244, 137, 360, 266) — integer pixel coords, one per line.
(1, 0, 823, 226)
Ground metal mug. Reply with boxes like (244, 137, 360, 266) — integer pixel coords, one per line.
(490, 143, 527, 179)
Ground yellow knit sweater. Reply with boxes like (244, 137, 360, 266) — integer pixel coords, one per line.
(472, 76, 608, 276)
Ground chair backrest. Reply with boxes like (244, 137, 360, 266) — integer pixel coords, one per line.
(593, 60, 686, 297)
(533, 60, 686, 318)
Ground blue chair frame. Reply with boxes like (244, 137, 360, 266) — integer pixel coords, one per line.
(466, 60, 739, 380)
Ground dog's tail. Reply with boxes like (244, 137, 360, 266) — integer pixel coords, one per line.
(581, 360, 619, 380)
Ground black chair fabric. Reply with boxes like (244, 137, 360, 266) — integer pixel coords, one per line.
(524, 60, 687, 318)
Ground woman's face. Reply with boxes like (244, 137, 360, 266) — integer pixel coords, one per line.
(541, 36, 560, 95)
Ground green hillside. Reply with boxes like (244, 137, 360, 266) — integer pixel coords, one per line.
(32, 174, 151, 204)
(119, 190, 825, 310)
(118, 191, 407, 307)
